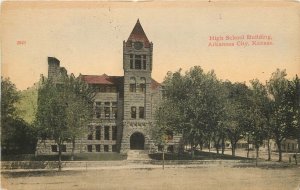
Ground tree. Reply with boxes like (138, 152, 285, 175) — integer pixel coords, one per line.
(248, 79, 269, 165)
(223, 81, 250, 156)
(266, 69, 291, 162)
(1, 77, 36, 154)
(64, 74, 94, 160)
(286, 75, 300, 153)
(35, 75, 94, 169)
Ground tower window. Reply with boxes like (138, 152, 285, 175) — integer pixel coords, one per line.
(142, 55, 146, 70)
(130, 54, 134, 69)
(131, 107, 136, 119)
(135, 55, 142, 69)
(139, 107, 144, 119)
(140, 77, 146, 93)
(130, 77, 136, 92)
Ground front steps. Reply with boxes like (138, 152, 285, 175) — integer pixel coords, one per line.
(127, 150, 150, 161)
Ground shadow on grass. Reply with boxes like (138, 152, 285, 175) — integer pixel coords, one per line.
(149, 150, 253, 161)
(2, 170, 84, 178)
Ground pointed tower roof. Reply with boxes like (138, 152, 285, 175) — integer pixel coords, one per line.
(126, 19, 151, 48)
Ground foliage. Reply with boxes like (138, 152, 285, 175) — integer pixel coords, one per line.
(1, 77, 37, 154)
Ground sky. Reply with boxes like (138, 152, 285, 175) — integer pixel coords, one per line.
(1, 1, 300, 90)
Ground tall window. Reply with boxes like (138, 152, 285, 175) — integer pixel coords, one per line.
(130, 77, 136, 92)
(87, 126, 93, 140)
(104, 126, 110, 140)
(130, 54, 134, 69)
(139, 107, 144, 119)
(95, 101, 101, 118)
(112, 102, 117, 118)
(95, 126, 101, 140)
(140, 77, 146, 93)
(131, 107, 136, 119)
(135, 55, 142, 69)
(104, 102, 110, 118)
(142, 55, 146, 70)
(112, 126, 117, 140)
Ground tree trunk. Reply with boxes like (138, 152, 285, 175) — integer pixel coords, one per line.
(71, 138, 75, 161)
(277, 140, 282, 162)
(267, 138, 271, 161)
(58, 144, 62, 171)
(255, 145, 259, 167)
(199, 143, 203, 151)
(221, 137, 225, 155)
(231, 141, 236, 157)
(247, 135, 250, 158)
(215, 137, 221, 155)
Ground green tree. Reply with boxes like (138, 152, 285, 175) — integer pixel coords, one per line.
(64, 74, 94, 160)
(223, 81, 251, 156)
(286, 75, 300, 153)
(266, 69, 291, 162)
(248, 79, 270, 164)
(35, 75, 94, 169)
(1, 77, 36, 154)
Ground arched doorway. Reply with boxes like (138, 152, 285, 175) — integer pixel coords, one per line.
(130, 132, 145, 150)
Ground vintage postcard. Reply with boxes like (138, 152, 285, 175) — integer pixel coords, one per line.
(1, 1, 300, 190)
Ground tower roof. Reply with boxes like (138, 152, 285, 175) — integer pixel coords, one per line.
(126, 19, 151, 48)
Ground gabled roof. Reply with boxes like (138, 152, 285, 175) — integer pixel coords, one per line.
(126, 19, 151, 48)
(151, 78, 161, 90)
(80, 74, 123, 86)
(81, 74, 161, 90)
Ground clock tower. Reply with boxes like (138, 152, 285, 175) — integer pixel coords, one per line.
(121, 19, 154, 152)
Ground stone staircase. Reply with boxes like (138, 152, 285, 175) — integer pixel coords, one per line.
(127, 150, 150, 161)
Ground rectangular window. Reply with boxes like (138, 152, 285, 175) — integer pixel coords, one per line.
(104, 145, 109, 152)
(95, 126, 101, 140)
(104, 102, 110, 118)
(87, 127, 93, 140)
(95, 145, 100, 152)
(51, 145, 58, 152)
(95, 101, 101, 118)
(112, 126, 117, 140)
(135, 55, 142, 69)
(112, 145, 117, 152)
(140, 84, 145, 93)
(87, 145, 92, 152)
(61, 145, 67, 152)
(139, 107, 144, 119)
(142, 55, 146, 70)
(112, 102, 117, 119)
(130, 84, 136, 92)
(104, 126, 110, 140)
(130, 54, 134, 69)
(131, 107, 136, 119)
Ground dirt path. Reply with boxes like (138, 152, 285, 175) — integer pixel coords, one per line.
(2, 166, 300, 190)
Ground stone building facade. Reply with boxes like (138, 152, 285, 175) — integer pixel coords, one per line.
(36, 20, 182, 155)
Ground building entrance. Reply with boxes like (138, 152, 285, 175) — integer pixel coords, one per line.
(130, 132, 145, 150)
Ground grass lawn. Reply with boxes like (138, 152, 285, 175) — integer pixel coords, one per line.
(149, 150, 252, 161)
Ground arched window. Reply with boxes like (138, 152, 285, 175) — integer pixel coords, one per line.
(130, 77, 136, 92)
(140, 77, 146, 93)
